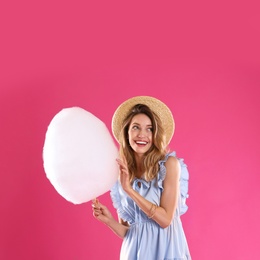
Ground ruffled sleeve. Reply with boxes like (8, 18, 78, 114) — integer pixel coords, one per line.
(158, 151, 190, 215)
(110, 180, 134, 223)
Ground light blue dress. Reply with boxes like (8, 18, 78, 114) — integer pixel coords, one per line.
(110, 152, 191, 260)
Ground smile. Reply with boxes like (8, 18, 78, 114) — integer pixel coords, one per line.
(135, 141, 148, 145)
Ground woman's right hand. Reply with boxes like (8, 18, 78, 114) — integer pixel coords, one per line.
(92, 198, 113, 225)
(116, 158, 133, 194)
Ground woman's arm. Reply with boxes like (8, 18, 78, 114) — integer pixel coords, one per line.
(117, 156, 180, 228)
(92, 199, 129, 239)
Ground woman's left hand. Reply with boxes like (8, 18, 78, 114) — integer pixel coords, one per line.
(116, 158, 132, 194)
(92, 198, 113, 225)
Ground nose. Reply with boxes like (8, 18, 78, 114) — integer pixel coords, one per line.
(137, 129, 145, 138)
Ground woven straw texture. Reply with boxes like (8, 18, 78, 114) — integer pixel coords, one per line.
(112, 96, 174, 144)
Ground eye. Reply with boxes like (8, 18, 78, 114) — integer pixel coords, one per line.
(132, 125, 139, 130)
(147, 127, 153, 132)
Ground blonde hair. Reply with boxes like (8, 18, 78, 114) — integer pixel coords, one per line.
(118, 104, 168, 182)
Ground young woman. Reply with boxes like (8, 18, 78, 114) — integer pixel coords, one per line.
(92, 96, 191, 260)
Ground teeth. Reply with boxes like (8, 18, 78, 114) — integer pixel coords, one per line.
(136, 141, 147, 144)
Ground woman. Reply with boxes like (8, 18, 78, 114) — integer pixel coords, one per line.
(92, 96, 191, 260)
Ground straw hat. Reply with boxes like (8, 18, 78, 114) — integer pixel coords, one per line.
(112, 96, 175, 145)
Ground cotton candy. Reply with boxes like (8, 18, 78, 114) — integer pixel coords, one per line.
(43, 107, 118, 204)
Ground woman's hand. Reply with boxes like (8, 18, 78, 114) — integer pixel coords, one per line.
(92, 198, 113, 225)
(92, 198, 129, 238)
(116, 158, 132, 194)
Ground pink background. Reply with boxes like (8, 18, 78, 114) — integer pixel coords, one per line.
(1, 1, 259, 259)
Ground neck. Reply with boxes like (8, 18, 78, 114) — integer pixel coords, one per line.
(134, 154, 145, 178)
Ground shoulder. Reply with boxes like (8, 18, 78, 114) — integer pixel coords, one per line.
(161, 155, 180, 191)
(157, 152, 180, 183)
(164, 156, 180, 180)
(165, 155, 180, 170)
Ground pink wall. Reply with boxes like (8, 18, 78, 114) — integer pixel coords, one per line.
(1, 1, 259, 259)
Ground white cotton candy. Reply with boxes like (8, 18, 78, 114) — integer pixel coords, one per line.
(43, 107, 118, 204)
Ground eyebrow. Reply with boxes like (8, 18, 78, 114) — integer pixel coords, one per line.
(131, 122, 153, 127)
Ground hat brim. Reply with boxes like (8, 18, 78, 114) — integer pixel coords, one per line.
(112, 96, 174, 145)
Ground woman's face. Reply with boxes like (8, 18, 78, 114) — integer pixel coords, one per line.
(128, 113, 153, 156)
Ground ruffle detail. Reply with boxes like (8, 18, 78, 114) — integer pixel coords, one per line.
(110, 181, 133, 223)
(111, 151, 190, 220)
(158, 151, 190, 215)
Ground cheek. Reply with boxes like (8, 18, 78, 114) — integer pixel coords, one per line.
(128, 130, 136, 138)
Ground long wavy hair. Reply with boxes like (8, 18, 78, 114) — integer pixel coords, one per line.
(118, 104, 168, 182)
